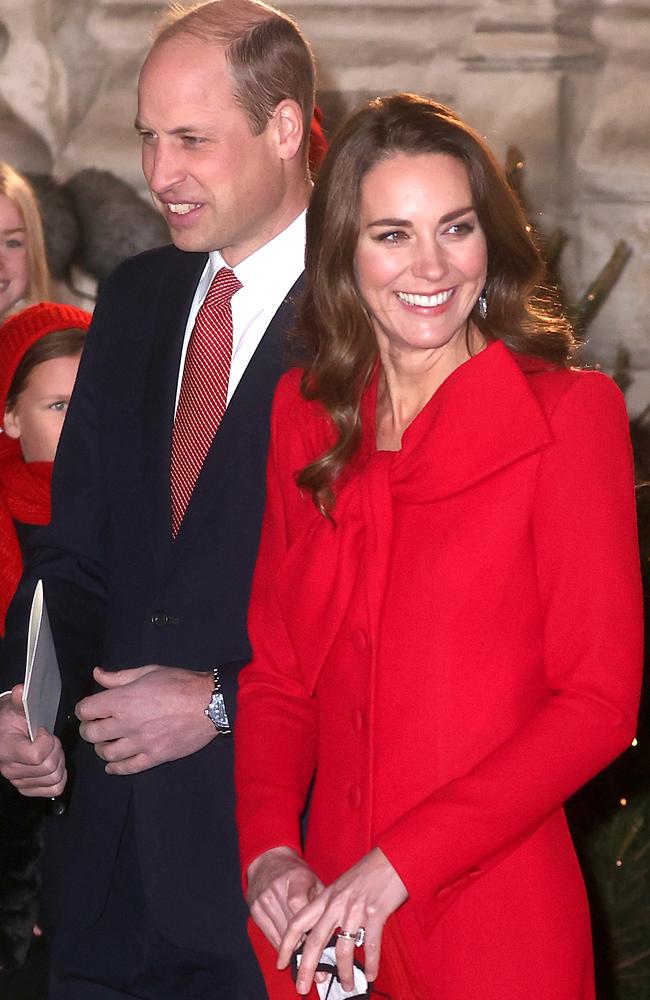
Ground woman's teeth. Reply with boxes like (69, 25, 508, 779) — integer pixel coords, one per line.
(397, 289, 453, 307)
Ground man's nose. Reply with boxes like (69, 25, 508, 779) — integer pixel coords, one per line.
(146, 146, 185, 196)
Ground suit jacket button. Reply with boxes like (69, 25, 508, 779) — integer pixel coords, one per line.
(349, 628, 368, 652)
(349, 784, 362, 809)
(151, 612, 169, 627)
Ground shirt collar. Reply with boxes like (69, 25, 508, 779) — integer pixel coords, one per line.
(206, 210, 306, 294)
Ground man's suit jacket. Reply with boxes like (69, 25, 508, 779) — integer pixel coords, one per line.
(2, 243, 303, 954)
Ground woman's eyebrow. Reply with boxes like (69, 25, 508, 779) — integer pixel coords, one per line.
(367, 217, 412, 228)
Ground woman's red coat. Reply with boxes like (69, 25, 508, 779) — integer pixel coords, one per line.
(236, 341, 643, 999)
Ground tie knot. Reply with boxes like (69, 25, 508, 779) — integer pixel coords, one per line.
(206, 267, 242, 308)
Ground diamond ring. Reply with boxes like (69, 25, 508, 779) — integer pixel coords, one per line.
(336, 927, 365, 947)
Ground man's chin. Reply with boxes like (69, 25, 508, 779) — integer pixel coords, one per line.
(168, 229, 214, 254)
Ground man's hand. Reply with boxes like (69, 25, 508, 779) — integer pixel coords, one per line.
(0, 686, 67, 796)
(75, 665, 215, 775)
(247, 846, 324, 952)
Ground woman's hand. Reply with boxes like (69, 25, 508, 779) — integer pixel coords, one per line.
(247, 846, 325, 950)
(0, 687, 67, 796)
(277, 847, 408, 995)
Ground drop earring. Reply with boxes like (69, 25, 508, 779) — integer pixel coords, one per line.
(478, 290, 488, 319)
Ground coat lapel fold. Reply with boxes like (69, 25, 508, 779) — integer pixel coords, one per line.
(384, 341, 555, 502)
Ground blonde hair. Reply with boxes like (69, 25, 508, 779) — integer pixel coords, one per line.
(154, 0, 315, 153)
(0, 163, 51, 308)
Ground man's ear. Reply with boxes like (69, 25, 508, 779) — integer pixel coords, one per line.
(3, 407, 21, 440)
(272, 99, 305, 161)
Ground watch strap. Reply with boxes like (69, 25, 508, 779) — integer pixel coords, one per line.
(204, 665, 231, 735)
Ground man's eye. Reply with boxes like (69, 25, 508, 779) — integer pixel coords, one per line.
(138, 131, 156, 145)
(182, 136, 205, 147)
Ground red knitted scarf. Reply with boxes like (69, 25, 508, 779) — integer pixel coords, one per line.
(0, 438, 51, 635)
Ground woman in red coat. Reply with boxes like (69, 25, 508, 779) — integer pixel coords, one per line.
(235, 94, 643, 1000)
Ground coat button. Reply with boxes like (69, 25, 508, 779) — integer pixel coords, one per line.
(351, 709, 364, 733)
(151, 612, 169, 627)
(349, 784, 362, 809)
(349, 628, 368, 652)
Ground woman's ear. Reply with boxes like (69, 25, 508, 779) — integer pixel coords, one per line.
(3, 407, 21, 440)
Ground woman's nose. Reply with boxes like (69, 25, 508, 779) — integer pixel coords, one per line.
(411, 242, 446, 282)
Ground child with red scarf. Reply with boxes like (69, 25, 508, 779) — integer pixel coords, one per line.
(0, 302, 90, 978)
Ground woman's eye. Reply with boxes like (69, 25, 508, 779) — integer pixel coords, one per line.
(6, 238, 24, 249)
(49, 401, 68, 412)
(446, 222, 474, 237)
(375, 230, 407, 244)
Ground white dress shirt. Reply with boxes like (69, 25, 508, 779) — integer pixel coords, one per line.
(175, 211, 306, 410)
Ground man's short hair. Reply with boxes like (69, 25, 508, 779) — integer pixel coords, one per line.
(155, 0, 315, 149)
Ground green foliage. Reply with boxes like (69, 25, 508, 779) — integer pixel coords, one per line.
(568, 742, 650, 999)
(567, 485, 650, 999)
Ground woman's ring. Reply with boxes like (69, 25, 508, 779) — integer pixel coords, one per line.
(336, 927, 365, 947)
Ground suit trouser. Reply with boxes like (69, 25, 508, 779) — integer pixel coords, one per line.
(48, 798, 267, 1000)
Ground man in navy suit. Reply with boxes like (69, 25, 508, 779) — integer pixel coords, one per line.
(0, 1, 315, 996)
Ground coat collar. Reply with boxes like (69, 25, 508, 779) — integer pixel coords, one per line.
(274, 341, 557, 695)
(359, 339, 554, 502)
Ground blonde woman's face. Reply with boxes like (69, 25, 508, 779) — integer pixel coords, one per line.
(0, 195, 29, 317)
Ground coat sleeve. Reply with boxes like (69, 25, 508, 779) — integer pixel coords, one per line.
(375, 372, 644, 937)
(235, 373, 320, 886)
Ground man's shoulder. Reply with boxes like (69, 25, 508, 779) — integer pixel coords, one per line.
(102, 243, 207, 296)
(85, 245, 208, 363)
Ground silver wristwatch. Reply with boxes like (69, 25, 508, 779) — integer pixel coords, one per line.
(204, 666, 231, 735)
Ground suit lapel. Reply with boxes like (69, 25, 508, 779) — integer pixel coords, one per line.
(142, 250, 208, 567)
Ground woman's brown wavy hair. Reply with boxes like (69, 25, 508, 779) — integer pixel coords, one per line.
(294, 93, 575, 514)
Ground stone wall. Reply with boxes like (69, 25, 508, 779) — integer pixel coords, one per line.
(1, 0, 648, 404)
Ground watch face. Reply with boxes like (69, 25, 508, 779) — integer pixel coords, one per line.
(208, 691, 230, 730)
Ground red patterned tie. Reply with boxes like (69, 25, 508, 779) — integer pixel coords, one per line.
(170, 267, 242, 537)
